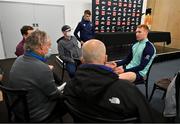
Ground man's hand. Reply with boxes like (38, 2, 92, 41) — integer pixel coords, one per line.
(0, 74, 3, 81)
(105, 61, 117, 69)
(48, 65, 54, 70)
(81, 41, 84, 45)
(114, 66, 124, 74)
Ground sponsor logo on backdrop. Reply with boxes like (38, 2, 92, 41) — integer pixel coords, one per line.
(92, 0, 143, 32)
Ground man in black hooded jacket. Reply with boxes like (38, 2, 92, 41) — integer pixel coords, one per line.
(64, 39, 156, 122)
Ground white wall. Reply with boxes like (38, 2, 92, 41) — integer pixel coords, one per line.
(0, 0, 147, 59)
(0, 0, 91, 29)
(0, 32, 5, 60)
(0, 0, 91, 59)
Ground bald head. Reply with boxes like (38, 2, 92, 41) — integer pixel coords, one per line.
(82, 39, 107, 64)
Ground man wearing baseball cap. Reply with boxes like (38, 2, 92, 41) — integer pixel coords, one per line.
(57, 25, 82, 78)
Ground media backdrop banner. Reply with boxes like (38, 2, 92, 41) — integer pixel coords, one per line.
(92, 0, 143, 32)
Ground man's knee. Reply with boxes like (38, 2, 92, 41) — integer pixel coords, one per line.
(119, 72, 136, 83)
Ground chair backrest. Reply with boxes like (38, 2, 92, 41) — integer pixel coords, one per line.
(175, 71, 180, 121)
(56, 55, 66, 69)
(145, 55, 159, 82)
(64, 100, 138, 123)
(0, 82, 30, 122)
(136, 55, 158, 84)
(56, 55, 66, 81)
(135, 55, 158, 99)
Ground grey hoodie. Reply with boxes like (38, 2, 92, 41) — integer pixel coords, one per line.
(57, 36, 82, 63)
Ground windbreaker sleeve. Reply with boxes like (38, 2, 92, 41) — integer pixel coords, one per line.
(74, 22, 82, 41)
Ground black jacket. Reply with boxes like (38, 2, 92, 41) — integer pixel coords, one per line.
(64, 64, 155, 122)
(74, 18, 95, 42)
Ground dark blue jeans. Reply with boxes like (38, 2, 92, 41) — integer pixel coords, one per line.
(66, 62, 77, 78)
(66, 59, 81, 78)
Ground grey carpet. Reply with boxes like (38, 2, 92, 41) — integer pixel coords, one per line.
(137, 58, 180, 113)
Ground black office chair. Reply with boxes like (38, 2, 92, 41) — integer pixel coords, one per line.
(0, 82, 30, 122)
(134, 55, 158, 99)
(64, 100, 138, 123)
(56, 55, 66, 82)
(148, 77, 172, 102)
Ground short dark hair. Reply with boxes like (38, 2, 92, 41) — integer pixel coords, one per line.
(61, 25, 71, 32)
(20, 25, 33, 36)
(84, 10, 91, 15)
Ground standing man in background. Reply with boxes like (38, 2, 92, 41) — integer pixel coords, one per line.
(74, 10, 95, 45)
(15, 25, 34, 56)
